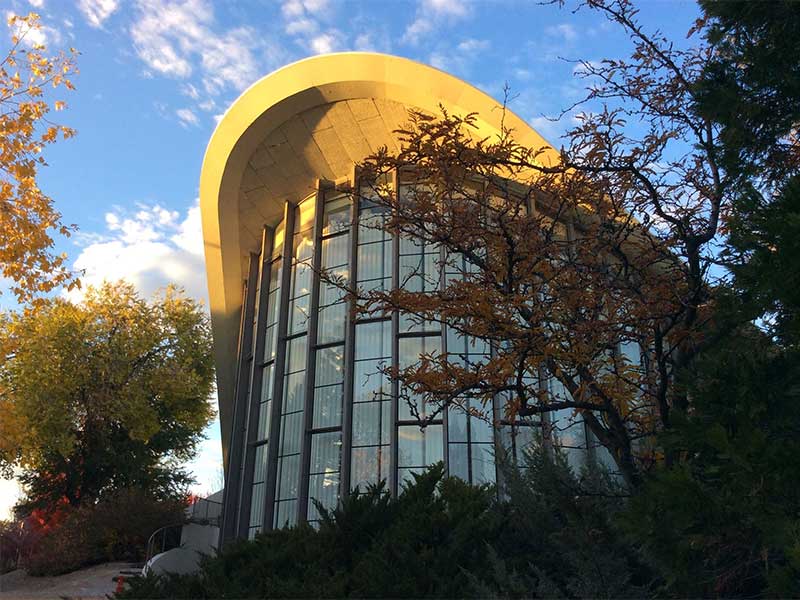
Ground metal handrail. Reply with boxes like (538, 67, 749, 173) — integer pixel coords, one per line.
(144, 523, 184, 564)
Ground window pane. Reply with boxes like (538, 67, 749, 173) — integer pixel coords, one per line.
(398, 424, 443, 468)
(353, 358, 390, 403)
(448, 407, 468, 443)
(352, 402, 381, 446)
(355, 321, 391, 360)
(471, 444, 496, 484)
(318, 302, 346, 344)
(316, 345, 344, 386)
(286, 336, 307, 373)
(279, 412, 303, 456)
(249, 482, 264, 528)
(277, 454, 301, 500)
(448, 445, 469, 481)
(313, 384, 342, 429)
(283, 372, 305, 413)
(308, 472, 340, 521)
(322, 235, 349, 270)
(310, 432, 342, 474)
(274, 500, 297, 529)
(323, 196, 351, 236)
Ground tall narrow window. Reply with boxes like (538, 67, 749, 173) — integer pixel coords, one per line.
(274, 198, 315, 528)
(307, 194, 351, 523)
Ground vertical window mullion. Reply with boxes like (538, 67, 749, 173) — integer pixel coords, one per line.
(340, 183, 358, 496)
(389, 169, 400, 497)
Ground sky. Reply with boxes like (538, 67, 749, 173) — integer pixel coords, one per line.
(0, 0, 701, 519)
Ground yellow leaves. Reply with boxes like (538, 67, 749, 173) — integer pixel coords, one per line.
(1, 12, 79, 304)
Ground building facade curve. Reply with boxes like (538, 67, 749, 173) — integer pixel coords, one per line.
(200, 53, 608, 541)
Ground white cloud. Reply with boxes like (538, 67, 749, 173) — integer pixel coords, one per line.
(130, 0, 270, 97)
(545, 23, 578, 42)
(456, 38, 489, 53)
(68, 200, 209, 305)
(310, 32, 339, 54)
(280, 0, 344, 55)
(176, 107, 200, 127)
(6, 11, 60, 47)
(403, 0, 469, 45)
(77, 0, 119, 28)
(28, 0, 45, 8)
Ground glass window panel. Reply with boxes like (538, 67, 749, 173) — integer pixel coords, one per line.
(264, 324, 277, 362)
(283, 372, 305, 413)
(320, 278, 347, 306)
(294, 232, 314, 263)
(261, 363, 274, 402)
(355, 321, 391, 360)
(253, 444, 268, 483)
(381, 400, 391, 445)
(289, 296, 310, 334)
(316, 345, 344, 386)
(292, 261, 312, 297)
(256, 399, 271, 441)
(353, 359, 390, 403)
(296, 196, 316, 231)
(310, 432, 342, 474)
(277, 454, 301, 500)
(308, 472, 340, 521)
(352, 402, 381, 446)
(323, 196, 351, 235)
(279, 412, 303, 455)
(312, 384, 342, 429)
(471, 445, 496, 484)
(272, 221, 285, 260)
(357, 242, 392, 282)
(350, 446, 389, 491)
(318, 302, 346, 344)
(274, 500, 297, 529)
(398, 424, 443, 468)
(249, 482, 264, 528)
(470, 411, 494, 444)
(448, 445, 469, 481)
(322, 235, 349, 269)
(286, 336, 307, 373)
(448, 407, 468, 443)
(358, 205, 389, 244)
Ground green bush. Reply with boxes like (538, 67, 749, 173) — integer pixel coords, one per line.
(23, 488, 186, 576)
(119, 456, 653, 599)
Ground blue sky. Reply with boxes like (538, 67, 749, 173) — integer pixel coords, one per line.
(1, 0, 701, 517)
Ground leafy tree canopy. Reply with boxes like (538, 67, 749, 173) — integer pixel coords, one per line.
(0, 282, 215, 512)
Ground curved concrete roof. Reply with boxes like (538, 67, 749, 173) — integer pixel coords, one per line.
(199, 52, 557, 455)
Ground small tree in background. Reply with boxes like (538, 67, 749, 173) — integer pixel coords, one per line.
(0, 282, 215, 514)
(1, 13, 79, 304)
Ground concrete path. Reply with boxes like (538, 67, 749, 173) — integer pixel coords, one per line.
(0, 562, 135, 599)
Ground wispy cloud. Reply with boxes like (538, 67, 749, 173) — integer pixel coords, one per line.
(176, 107, 199, 127)
(280, 0, 343, 55)
(403, 0, 470, 45)
(77, 0, 119, 29)
(545, 23, 578, 43)
(130, 0, 273, 96)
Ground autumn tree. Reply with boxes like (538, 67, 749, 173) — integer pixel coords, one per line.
(338, 0, 752, 487)
(1, 13, 78, 304)
(0, 283, 215, 513)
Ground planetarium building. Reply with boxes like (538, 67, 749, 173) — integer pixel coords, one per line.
(200, 53, 594, 543)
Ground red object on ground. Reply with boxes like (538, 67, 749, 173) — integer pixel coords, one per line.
(115, 575, 125, 594)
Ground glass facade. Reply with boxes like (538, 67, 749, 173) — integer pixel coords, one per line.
(224, 179, 644, 538)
